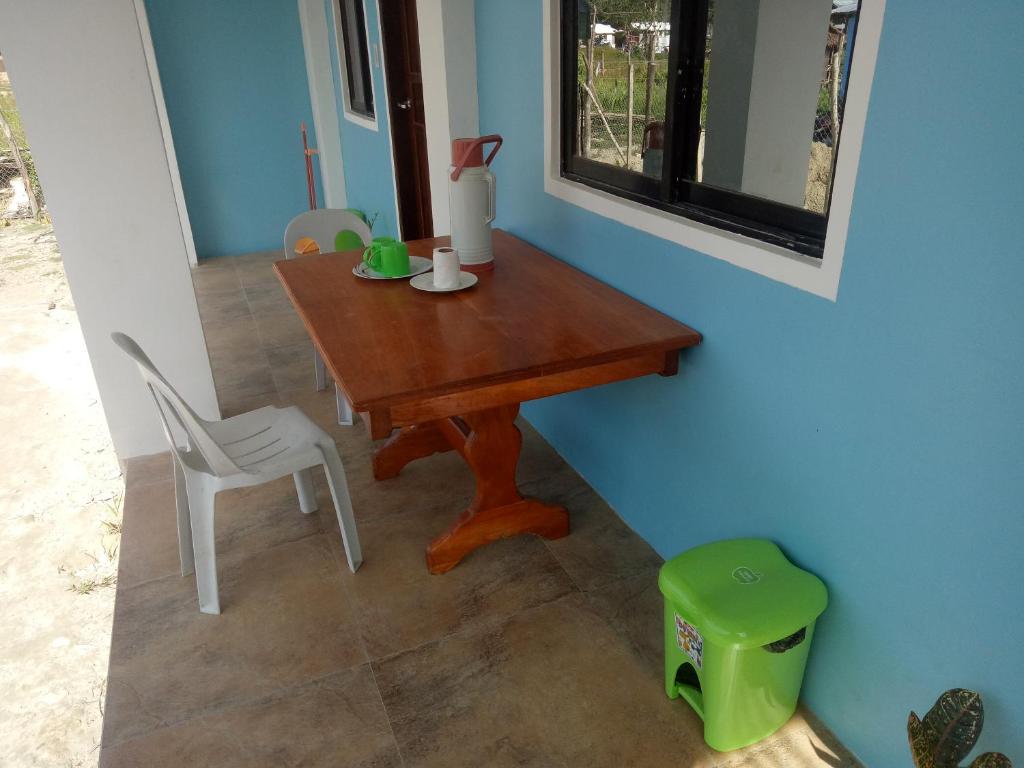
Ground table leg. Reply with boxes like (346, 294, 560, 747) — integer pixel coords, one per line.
(372, 421, 454, 480)
(425, 404, 569, 574)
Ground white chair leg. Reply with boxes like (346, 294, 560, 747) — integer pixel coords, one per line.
(173, 457, 195, 576)
(294, 468, 318, 514)
(313, 347, 327, 392)
(319, 442, 362, 572)
(335, 385, 354, 426)
(186, 477, 221, 615)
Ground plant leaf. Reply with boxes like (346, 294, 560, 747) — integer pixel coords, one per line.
(970, 754, 1012, 768)
(908, 712, 936, 768)
(920, 689, 985, 766)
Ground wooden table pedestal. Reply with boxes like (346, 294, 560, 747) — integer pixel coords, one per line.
(372, 403, 569, 573)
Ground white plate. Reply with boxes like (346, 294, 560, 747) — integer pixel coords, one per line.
(352, 255, 433, 280)
(409, 271, 478, 293)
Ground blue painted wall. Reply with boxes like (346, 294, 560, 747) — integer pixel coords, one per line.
(475, 1, 1024, 764)
(325, 0, 400, 238)
(145, 0, 320, 259)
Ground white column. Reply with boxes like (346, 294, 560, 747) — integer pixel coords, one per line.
(418, 0, 480, 236)
(701, 0, 760, 192)
(0, 0, 219, 458)
(702, 0, 831, 207)
(299, 0, 348, 209)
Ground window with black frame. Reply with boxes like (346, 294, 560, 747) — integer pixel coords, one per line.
(338, 0, 374, 118)
(561, 0, 862, 257)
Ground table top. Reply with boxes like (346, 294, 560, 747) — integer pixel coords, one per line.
(274, 229, 701, 416)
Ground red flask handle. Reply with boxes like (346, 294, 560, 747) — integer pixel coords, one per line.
(450, 135, 503, 181)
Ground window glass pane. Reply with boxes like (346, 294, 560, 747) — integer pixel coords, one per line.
(696, 0, 859, 214)
(570, 0, 673, 181)
(339, 0, 374, 117)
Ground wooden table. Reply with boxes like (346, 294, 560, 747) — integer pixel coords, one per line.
(275, 230, 701, 573)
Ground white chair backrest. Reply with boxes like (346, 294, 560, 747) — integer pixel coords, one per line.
(112, 332, 240, 477)
(283, 209, 373, 260)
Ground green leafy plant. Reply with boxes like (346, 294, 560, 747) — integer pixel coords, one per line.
(908, 689, 1012, 768)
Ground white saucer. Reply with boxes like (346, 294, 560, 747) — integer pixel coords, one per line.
(352, 255, 433, 280)
(409, 271, 478, 293)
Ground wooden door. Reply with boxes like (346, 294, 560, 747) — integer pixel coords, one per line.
(380, 0, 433, 240)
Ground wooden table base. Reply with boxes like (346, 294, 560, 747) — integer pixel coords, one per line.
(371, 404, 569, 574)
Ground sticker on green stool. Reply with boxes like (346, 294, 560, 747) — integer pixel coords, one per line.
(675, 614, 704, 670)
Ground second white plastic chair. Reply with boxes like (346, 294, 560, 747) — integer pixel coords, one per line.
(113, 332, 362, 615)
(283, 209, 372, 426)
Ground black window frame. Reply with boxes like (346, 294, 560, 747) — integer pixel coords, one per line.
(338, 0, 375, 119)
(560, 0, 860, 259)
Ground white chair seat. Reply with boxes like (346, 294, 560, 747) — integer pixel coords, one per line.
(207, 406, 325, 476)
(113, 333, 362, 615)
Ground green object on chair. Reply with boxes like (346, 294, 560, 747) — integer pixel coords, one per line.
(335, 209, 369, 252)
(658, 538, 828, 752)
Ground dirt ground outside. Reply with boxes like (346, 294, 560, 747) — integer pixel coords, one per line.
(0, 219, 123, 767)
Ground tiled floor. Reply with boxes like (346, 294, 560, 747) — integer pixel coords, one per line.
(98, 250, 860, 767)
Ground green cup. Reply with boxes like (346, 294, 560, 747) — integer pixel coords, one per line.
(362, 237, 410, 277)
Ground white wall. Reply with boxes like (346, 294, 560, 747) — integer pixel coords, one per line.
(0, 0, 220, 458)
(702, 0, 831, 206)
(417, 0, 480, 236)
(702, 0, 759, 190)
(744, 0, 831, 204)
(299, 0, 348, 209)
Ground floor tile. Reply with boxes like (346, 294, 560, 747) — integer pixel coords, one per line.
(208, 344, 270, 385)
(201, 316, 261, 356)
(233, 248, 283, 265)
(236, 253, 284, 288)
(195, 287, 251, 324)
(102, 535, 367, 746)
(191, 266, 241, 295)
(523, 465, 663, 592)
(372, 593, 707, 768)
(212, 365, 278, 407)
(195, 255, 237, 270)
(100, 665, 401, 768)
(516, 418, 573, 485)
(117, 473, 328, 591)
(117, 479, 181, 589)
(703, 709, 862, 768)
(213, 474, 326, 559)
(266, 341, 319, 394)
(584, 565, 664, 673)
(122, 451, 172, 488)
(244, 282, 293, 315)
(336, 494, 577, 660)
(254, 309, 311, 348)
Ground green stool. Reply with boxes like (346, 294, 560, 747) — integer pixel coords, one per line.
(658, 538, 827, 751)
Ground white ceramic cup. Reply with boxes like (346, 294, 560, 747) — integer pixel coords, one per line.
(432, 247, 460, 290)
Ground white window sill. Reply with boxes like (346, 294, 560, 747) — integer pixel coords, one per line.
(342, 109, 378, 132)
(543, 172, 837, 298)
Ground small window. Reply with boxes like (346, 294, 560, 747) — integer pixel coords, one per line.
(337, 0, 374, 118)
(561, 0, 862, 258)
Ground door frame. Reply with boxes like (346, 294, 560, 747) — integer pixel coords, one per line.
(379, 0, 434, 240)
(316, 0, 481, 240)
(382, 0, 480, 238)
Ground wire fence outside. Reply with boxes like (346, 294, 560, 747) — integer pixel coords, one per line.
(0, 80, 45, 220)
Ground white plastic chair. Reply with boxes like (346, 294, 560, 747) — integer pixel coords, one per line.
(112, 332, 362, 615)
(283, 209, 372, 427)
